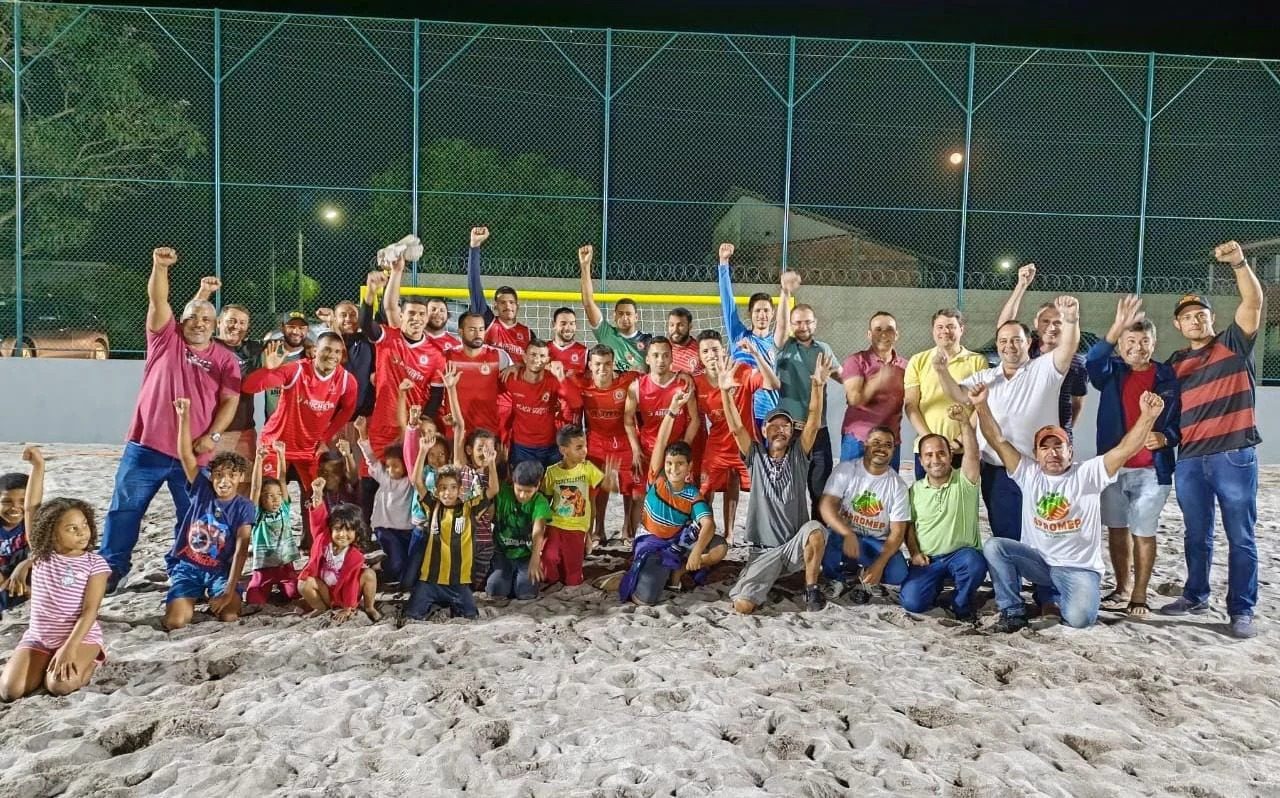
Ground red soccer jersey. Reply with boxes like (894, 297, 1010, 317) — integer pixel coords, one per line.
(443, 345, 508, 435)
(571, 371, 638, 452)
(485, 321, 531, 364)
(670, 339, 703, 376)
(503, 371, 563, 447)
(636, 373, 694, 454)
(549, 340, 589, 378)
(694, 364, 763, 455)
(368, 325, 444, 453)
(424, 330, 462, 362)
(248, 361, 357, 460)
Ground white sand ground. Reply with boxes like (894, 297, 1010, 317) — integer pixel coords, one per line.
(0, 443, 1277, 798)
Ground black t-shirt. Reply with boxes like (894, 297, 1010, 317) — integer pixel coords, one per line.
(219, 338, 263, 432)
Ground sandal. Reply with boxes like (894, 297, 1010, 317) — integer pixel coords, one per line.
(1100, 591, 1130, 611)
(1126, 601, 1150, 619)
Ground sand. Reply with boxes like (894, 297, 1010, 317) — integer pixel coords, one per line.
(0, 443, 1277, 797)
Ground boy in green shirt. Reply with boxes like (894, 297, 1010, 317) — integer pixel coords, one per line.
(487, 461, 553, 600)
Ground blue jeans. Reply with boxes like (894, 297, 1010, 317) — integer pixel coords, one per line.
(900, 547, 988, 616)
(486, 550, 537, 600)
(374, 527, 412, 585)
(980, 462, 1022, 541)
(840, 434, 901, 471)
(983, 537, 1100, 628)
(1175, 447, 1258, 616)
(510, 443, 561, 470)
(406, 581, 478, 619)
(822, 529, 908, 586)
(100, 442, 193, 582)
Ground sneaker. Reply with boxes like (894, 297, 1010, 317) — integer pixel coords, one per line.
(821, 580, 846, 600)
(1159, 597, 1211, 616)
(105, 571, 125, 595)
(803, 585, 826, 612)
(1229, 615, 1257, 639)
(847, 585, 872, 605)
(991, 611, 1028, 633)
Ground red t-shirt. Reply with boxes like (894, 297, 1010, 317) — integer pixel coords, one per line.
(1121, 366, 1158, 469)
(368, 325, 443, 453)
(503, 371, 563, 448)
(670, 340, 703, 376)
(485, 321, 531, 364)
(549, 340, 590, 378)
(570, 371, 638, 452)
(636, 373, 693, 454)
(694, 364, 763, 455)
(251, 361, 358, 460)
(442, 346, 509, 435)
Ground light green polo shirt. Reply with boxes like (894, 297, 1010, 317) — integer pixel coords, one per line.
(908, 470, 981, 556)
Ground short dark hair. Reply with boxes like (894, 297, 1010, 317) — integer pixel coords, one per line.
(931, 308, 964, 325)
(696, 329, 722, 343)
(526, 337, 549, 352)
(553, 306, 576, 323)
(997, 319, 1032, 338)
(209, 452, 249, 475)
(464, 429, 498, 459)
(458, 310, 487, 329)
(664, 441, 693, 462)
(1125, 319, 1157, 337)
(668, 307, 692, 325)
(917, 433, 952, 456)
(435, 465, 462, 487)
(219, 303, 250, 320)
(401, 296, 429, 309)
(866, 425, 897, 441)
(259, 477, 285, 494)
(512, 460, 545, 487)
(792, 303, 816, 315)
(424, 296, 449, 308)
(326, 502, 369, 548)
(748, 292, 773, 312)
(0, 472, 28, 492)
(316, 331, 343, 348)
(614, 298, 638, 312)
(382, 444, 405, 463)
(647, 335, 671, 351)
(589, 344, 614, 360)
(869, 311, 897, 325)
(494, 286, 519, 302)
(557, 424, 586, 447)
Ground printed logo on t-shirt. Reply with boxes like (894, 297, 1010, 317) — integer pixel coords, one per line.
(556, 485, 586, 518)
(844, 490, 886, 534)
(179, 514, 230, 569)
(571, 354, 580, 363)
(185, 348, 214, 374)
(418, 354, 430, 365)
(541, 392, 551, 402)
(614, 390, 624, 401)
(480, 363, 491, 375)
(1034, 492, 1080, 534)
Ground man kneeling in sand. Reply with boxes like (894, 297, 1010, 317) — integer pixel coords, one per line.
(722, 350, 836, 614)
(971, 381, 1165, 632)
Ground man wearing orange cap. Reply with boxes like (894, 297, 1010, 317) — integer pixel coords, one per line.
(969, 383, 1165, 632)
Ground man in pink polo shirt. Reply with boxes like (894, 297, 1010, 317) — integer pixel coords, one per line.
(840, 311, 907, 470)
(99, 247, 242, 592)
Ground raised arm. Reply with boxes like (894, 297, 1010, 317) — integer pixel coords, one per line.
(773, 270, 801, 349)
(1215, 240, 1264, 337)
(173, 398, 199, 484)
(717, 243, 749, 343)
(249, 446, 266, 505)
(931, 347, 971, 405)
(396, 378, 415, 431)
(717, 355, 754, 457)
(650, 387, 690, 477)
(440, 364, 467, 467)
(996, 263, 1035, 329)
(147, 247, 179, 333)
(950, 404, 981, 484)
(800, 352, 835, 455)
(192, 276, 221, 306)
(1103, 391, 1164, 477)
(1090, 295, 1145, 389)
(741, 338, 781, 390)
(578, 244, 604, 329)
(1052, 295, 1081, 375)
(969, 384, 1021, 473)
(412, 425, 433, 499)
(21, 445, 44, 527)
(466, 227, 495, 326)
(384, 256, 406, 329)
(679, 374, 700, 445)
(360, 270, 387, 342)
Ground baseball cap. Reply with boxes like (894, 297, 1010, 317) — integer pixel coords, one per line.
(279, 310, 309, 327)
(762, 408, 796, 427)
(1173, 294, 1212, 318)
(1034, 425, 1071, 449)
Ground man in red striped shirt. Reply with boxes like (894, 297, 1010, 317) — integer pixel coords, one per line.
(667, 308, 702, 376)
(565, 346, 641, 544)
(1158, 240, 1264, 639)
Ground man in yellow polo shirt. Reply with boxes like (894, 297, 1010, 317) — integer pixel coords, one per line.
(903, 309, 988, 479)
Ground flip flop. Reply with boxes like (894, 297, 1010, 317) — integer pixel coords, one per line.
(1100, 591, 1130, 610)
(1126, 601, 1150, 619)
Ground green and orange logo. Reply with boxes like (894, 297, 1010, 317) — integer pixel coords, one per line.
(851, 490, 884, 518)
(1035, 492, 1070, 521)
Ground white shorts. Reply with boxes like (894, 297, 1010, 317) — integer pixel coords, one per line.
(1100, 468, 1171, 538)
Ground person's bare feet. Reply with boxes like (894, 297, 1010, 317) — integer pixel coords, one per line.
(364, 605, 383, 622)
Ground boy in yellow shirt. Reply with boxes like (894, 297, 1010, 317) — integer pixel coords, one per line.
(536, 425, 619, 587)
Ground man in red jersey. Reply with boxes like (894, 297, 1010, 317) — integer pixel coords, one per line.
(565, 345, 641, 544)
(667, 308, 702, 376)
(465, 226, 530, 363)
(548, 306, 589, 379)
(624, 337, 699, 538)
(693, 330, 779, 541)
(441, 310, 510, 439)
(501, 339, 574, 469)
(243, 332, 357, 545)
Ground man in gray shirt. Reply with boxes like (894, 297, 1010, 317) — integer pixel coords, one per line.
(718, 348, 836, 613)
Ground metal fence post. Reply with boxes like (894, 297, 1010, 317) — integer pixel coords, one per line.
(411, 18, 420, 284)
(1135, 52, 1155, 295)
(781, 35, 796, 271)
(956, 43, 976, 310)
(12, 2, 22, 352)
(600, 28, 612, 290)
(213, 8, 222, 307)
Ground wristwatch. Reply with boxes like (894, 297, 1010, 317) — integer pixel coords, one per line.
(210, 432, 222, 443)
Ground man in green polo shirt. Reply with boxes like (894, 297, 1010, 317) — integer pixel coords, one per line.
(903, 309, 988, 480)
(901, 403, 988, 620)
(579, 244, 649, 372)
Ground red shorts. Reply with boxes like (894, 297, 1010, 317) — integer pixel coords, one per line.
(539, 527, 587, 586)
(589, 451, 642, 498)
(699, 448, 751, 495)
(246, 563, 300, 604)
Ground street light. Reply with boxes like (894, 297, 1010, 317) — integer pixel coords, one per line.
(295, 202, 344, 311)
(999, 259, 1013, 271)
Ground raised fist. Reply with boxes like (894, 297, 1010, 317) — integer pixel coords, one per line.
(335, 439, 351, 457)
(668, 389, 690, 414)
(718, 243, 735, 264)
(173, 397, 191, 415)
(399, 378, 415, 393)
(577, 244, 593, 268)
(315, 307, 334, 324)
(1139, 391, 1165, 419)
(946, 404, 968, 422)
(470, 226, 490, 248)
(1054, 295, 1080, 322)
(967, 383, 989, 406)
(1213, 241, 1245, 266)
(21, 445, 43, 465)
(780, 270, 802, 293)
(365, 271, 388, 294)
(1017, 263, 1036, 287)
(200, 276, 222, 295)
(153, 247, 178, 269)
(311, 477, 327, 496)
(272, 439, 287, 455)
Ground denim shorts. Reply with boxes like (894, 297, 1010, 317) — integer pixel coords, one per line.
(167, 559, 235, 603)
(1100, 467, 1171, 537)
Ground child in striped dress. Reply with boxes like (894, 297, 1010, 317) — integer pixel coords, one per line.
(0, 446, 110, 701)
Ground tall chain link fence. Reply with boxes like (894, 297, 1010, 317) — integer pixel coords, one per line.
(1, 4, 1278, 378)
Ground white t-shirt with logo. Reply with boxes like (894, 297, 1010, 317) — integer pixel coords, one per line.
(821, 460, 910, 540)
(962, 355, 1065, 464)
(1012, 456, 1115, 575)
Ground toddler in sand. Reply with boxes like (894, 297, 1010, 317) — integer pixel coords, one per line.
(244, 441, 301, 607)
(0, 446, 110, 701)
(298, 478, 380, 623)
(355, 415, 415, 589)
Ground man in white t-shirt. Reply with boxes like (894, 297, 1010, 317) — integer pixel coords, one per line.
(969, 381, 1165, 631)
(818, 425, 911, 600)
(934, 295, 1081, 541)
